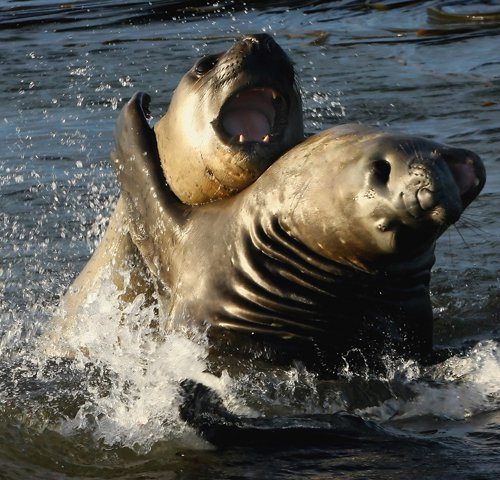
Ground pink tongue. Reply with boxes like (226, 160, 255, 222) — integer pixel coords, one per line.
(222, 109, 271, 142)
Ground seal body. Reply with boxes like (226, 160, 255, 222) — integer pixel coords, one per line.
(113, 120, 486, 371)
(47, 35, 303, 353)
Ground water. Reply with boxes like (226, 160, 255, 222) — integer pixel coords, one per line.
(1, 0, 499, 478)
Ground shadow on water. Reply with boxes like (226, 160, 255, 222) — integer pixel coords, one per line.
(1, 0, 499, 479)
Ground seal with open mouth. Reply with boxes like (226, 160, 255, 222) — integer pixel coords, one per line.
(112, 105, 486, 372)
(154, 33, 303, 204)
(46, 34, 303, 354)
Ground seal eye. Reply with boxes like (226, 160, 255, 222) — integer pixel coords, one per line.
(194, 54, 220, 77)
(372, 159, 391, 185)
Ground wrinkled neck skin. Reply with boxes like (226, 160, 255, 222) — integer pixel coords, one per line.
(165, 182, 436, 370)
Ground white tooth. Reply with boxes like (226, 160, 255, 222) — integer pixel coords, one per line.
(239, 134, 245, 143)
(272, 90, 278, 100)
(262, 134, 270, 143)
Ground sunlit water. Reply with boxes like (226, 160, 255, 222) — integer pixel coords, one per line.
(1, 1, 499, 478)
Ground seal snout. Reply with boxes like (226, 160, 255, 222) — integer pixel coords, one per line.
(415, 187, 436, 212)
(368, 154, 442, 220)
(241, 33, 281, 55)
(359, 139, 485, 257)
(405, 162, 442, 220)
(368, 144, 484, 226)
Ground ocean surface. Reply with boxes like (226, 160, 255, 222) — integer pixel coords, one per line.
(1, 1, 499, 478)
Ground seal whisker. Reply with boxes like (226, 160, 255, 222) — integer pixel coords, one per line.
(455, 215, 492, 237)
(450, 224, 472, 248)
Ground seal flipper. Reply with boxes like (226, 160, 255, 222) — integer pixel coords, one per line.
(178, 380, 389, 448)
(111, 92, 188, 277)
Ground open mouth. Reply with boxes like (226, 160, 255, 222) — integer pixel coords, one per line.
(215, 87, 287, 146)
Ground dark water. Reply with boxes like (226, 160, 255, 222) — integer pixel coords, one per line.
(1, 1, 499, 478)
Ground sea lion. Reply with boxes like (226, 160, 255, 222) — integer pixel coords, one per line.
(112, 101, 486, 372)
(47, 34, 303, 352)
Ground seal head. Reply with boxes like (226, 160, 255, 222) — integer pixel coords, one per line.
(282, 126, 487, 272)
(154, 33, 304, 204)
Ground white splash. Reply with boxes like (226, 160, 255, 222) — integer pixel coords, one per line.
(19, 258, 500, 453)
(43, 268, 230, 453)
(358, 341, 500, 423)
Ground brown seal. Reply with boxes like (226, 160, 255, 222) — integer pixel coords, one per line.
(112, 109, 486, 372)
(46, 34, 303, 354)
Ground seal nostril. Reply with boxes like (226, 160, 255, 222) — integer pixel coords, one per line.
(372, 159, 391, 185)
(264, 36, 276, 52)
(243, 33, 277, 53)
(243, 35, 259, 45)
(416, 187, 436, 211)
